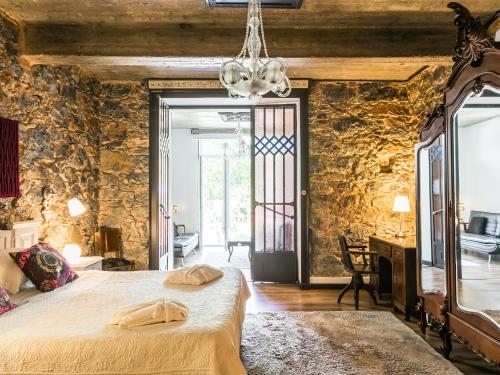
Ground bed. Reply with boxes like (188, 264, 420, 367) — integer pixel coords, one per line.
(1, 267, 250, 375)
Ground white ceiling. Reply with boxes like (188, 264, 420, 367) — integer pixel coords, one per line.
(171, 108, 250, 130)
(458, 95, 500, 127)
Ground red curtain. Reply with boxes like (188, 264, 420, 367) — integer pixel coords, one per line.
(0, 117, 20, 198)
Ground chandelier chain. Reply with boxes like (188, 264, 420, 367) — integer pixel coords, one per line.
(258, 1, 270, 59)
(237, 8, 251, 59)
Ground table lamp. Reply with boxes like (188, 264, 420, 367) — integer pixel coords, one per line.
(62, 244, 82, 262)
(457, 202, 465, 223)
(67, 197, 86, 255)
(393, 195, 411, 238)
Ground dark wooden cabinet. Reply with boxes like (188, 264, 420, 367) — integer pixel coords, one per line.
(415, 3, 500, 364)
(369, 236, 416, 321)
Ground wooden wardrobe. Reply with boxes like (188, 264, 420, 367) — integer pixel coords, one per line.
(415, 2, 500, 365)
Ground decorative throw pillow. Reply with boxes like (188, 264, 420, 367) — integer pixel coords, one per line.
(9, 243, 78, 292)
(0, 249, 29, 294)
(466, 216, 487, 235)
(0, 286, 16, 315)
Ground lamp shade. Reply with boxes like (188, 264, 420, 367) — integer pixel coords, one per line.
(392, 195, 411, 213)
(62, 244, 81, 262)
(67, 198, 86, 217)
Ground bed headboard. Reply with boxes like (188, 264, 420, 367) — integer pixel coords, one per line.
(0, 220, 40, 250)
(0, 230, 12, 250)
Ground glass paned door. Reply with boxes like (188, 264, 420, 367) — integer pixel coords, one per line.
(200, 139, 251, 247)
(201, 158, 225, 246)
(430, 138, 445, 269)
(228, 158, 251, 242)
(252, 105, 297, 282)
(158, 99, 173, 270)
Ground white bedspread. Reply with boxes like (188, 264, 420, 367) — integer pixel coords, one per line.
(0, 268, 250, 375)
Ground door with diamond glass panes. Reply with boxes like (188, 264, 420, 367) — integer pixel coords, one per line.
(252, 105, 297, 282)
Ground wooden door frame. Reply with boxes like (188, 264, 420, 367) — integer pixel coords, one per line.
(148, 82, 310, 286)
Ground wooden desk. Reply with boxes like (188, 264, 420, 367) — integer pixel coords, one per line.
(369, 236, 416, 320)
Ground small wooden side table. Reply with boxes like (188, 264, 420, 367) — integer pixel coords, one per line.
(226, 241, 251, 262)
(70, 256, 103, 271)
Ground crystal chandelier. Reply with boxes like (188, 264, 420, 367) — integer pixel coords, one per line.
(219, 0, 291, 102)
(235, 117, 249, 157)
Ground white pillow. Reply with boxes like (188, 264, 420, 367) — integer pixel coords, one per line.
(163, 264, 223, 286)
(0, 249, 28, 294)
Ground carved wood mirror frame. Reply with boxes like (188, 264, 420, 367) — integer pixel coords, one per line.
(415, 106, 449, 355)
(444, 32, 500, 369)
(417, 2, 500, 364)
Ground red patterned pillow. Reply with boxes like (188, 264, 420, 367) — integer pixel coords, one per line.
(0, 286, 16, 315)
(9, 243, 78, 292)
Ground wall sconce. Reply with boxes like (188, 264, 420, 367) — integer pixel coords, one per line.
(392, 195, 411, 238)
(41, 187, 55, 222)
(172, 205, 178, 214)
(67, 198, 86, 217)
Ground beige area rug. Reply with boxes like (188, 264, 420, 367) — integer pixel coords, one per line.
(241, 311, 462, 375)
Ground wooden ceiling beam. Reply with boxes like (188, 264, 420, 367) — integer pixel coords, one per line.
(21, 56, 452, 81)
(22, 24, 456, 58)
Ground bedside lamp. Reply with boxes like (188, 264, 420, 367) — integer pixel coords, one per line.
(62, 244, 82, 262)
(393, 195, 411, 238)
(67, 197, 86, 255)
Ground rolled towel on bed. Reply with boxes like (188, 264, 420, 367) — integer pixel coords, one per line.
(163, 264, 223, 286)
(110, 299, 188, 328)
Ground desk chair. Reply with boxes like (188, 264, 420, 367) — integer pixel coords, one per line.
(337, 235, 378, 309)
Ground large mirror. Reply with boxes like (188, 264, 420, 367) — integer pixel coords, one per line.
(454, 84, 500, 327)
(418, 134, 446, 294)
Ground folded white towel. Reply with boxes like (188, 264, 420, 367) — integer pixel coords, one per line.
(164, 264, 223, 286)
(110, 299, 188, 329)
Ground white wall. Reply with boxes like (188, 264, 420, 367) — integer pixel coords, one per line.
(171, 129, 200, 233)
(458, 116, 500, 220)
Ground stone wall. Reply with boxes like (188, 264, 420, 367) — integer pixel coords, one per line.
(308, 66, 450, 277)
(407, 65, 452, 122)
(0, 11, 452, 274)
(97, 82, 150, 269)
(0, 17, 100, 254)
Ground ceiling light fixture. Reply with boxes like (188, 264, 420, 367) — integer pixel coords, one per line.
(219, 0, 291, 103)
(218, 111, 251, 122)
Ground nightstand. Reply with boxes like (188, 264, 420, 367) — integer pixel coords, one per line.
(70, 256, 103, 271)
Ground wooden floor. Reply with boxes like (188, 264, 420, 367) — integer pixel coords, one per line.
(246, 283, 500, 375)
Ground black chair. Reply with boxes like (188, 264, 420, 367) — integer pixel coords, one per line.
(337, 235, 378, 309)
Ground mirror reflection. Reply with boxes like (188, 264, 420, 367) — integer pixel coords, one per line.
(455, 85, 500, 327)
(419, 135, 446, 293)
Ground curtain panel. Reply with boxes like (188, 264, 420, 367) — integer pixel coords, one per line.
(0, 117, 20, 198)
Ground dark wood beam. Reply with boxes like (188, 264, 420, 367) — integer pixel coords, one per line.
(22, 24, 456, 58)
(21, 56, 452, 81)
